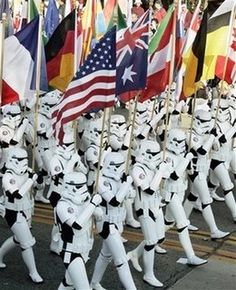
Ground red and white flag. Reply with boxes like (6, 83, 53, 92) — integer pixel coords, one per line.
(52, 27, 116, 143)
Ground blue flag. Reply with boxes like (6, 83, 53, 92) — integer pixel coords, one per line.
(44, 0, 60, 39)
(0, 0, 13, 37)
(116, 10, 150, 95)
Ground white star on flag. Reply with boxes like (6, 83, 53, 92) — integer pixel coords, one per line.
(122, 65, 137, 85)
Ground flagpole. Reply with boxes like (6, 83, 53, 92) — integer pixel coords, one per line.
(162, 1, 177, 160)
(187, 89, 197, 150)
(94, 108, 107, 194)
(213, 5, 236, 127)
(125, 92, 139, 174)
(32, 11, 43, 171)
(0, 13, 6, 106)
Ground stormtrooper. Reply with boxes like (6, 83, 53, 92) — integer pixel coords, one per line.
(127, 140, 170, 287)
(48, 125, 88, 255)
(0, 103, 29, 172)
(90, 152, 137, 290)
(208, 99, 236, 222)
(0, 148, 43, 283)
(227, 88, 236, 184)
(56, 172, 102, 290)
(83, 118, 108, 194)
(109, 114, 140, 229)
(183, 110, 229, 239)
(33, 92, 58, 203)
(161, 129, 207, 266)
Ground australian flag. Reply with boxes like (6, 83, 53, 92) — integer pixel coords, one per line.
(116, 10, 150, 95)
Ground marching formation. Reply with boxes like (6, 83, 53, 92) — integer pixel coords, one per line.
(0, 0, 236, 289)
(0, 81, 235, 289)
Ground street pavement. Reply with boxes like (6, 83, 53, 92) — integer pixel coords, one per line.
(0, 196, 235, 290)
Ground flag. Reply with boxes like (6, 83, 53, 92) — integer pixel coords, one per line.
(45, 10, 75, 92)
(0, 0, 14, 37)
(116, 9, 150, 96)
(81, 0, 96, 60)
(2, 16, 47, 106)
(44, 0, 60, 39)
(139, 5, 175, 102)
(103, 0, 116, 26)
(201, 0, 236, 81)
(52, 26, 116, 142)
(107, 4, 127, 31)
(94, 0, 107, 40)
(28, 0, 39, 21)
(215, 25, 236, 84)
(183, 8, 208, 97)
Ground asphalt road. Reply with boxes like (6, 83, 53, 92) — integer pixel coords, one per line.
(0, 194, 235, 290)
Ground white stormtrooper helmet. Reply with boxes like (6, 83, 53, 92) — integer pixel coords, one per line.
(135, 102, 149, 127)
(6, 148, 28, 175)
(61, 125, 75, 158)
(136, 140, 161, 170)
(193, 109, 212, 135)
(102, 152, 125, 181)
(109, 114, 127, 150)
(83, 118, 105, 147)
(2, 104, 22, 127)
(62, 172, 89, 205)
(227, 88, 236, 109)
(211, 98, 230, 122)
(39, 92, 59, 118)
(167, 128, 186, 155)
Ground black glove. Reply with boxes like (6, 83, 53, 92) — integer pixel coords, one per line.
(121, 172, 127, 183)
(210, 127, 217, 137)
(219, 134, 227, 144)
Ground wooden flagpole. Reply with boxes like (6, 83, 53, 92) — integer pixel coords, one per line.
(0, 13, 6, 107)
(125, 93, 139, 174)
(32, 10, 43, 171)
(162, 1, 177, 160)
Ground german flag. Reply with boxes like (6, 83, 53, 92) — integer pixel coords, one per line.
(183, 8, 208, 97)
(45, 10, 75, 92)
(202, 0, 236, 81)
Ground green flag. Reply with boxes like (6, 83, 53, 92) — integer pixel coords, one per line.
(107, 4, 127, 31)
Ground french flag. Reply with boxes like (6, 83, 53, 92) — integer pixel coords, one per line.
(2, 16, 47, 106)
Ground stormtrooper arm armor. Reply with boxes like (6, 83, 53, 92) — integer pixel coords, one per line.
(11, 118, 29, 144)
(197, 134, 215, 155)
(72, 195, 101, 229)
(220, 126, 236, 143)
(170, 153, 193, 180)
(2, 172, 36, 198)
(131, 166, 153, 194)
(64, 154, 88, 175)
(122, 126, 132, 149)
(99, 176, 133, 205)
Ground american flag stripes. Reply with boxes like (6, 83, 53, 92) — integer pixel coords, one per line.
(52, 27, 116, 142)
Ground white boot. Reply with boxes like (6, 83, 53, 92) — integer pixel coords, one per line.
(58, 282, 74, 290)
(127, 241, 145, 272)
(211, 229, 230, 240)
(22, 247, 43, 283)
(116, 262, 137, 290)
(179, 227, 207, 266)
(0, 236, 16, 268)
(90, 282, 107, 290)
(125, 199, 140, 229)
(210, 188, 224, 202)
(50, 225, 60, 255)
(143, 248, 163, 287)
(34, 189, 50, 204)
(155, 244, 167, 254)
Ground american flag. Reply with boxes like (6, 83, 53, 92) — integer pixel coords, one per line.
(116, 9, 150, 95)
(52, 27, 116, 142)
